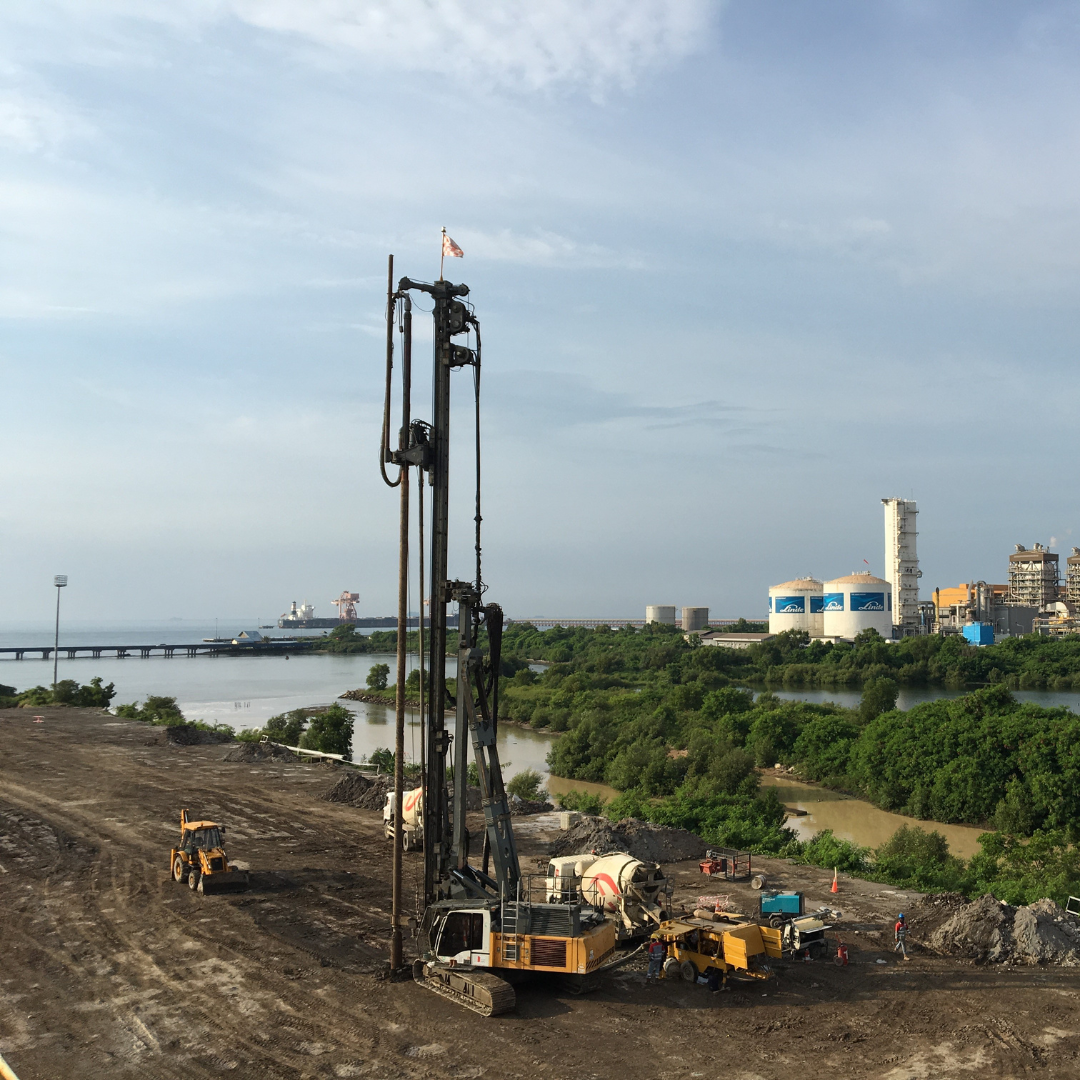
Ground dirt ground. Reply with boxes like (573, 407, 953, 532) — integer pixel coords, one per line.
(3, 708, 1080, 1080)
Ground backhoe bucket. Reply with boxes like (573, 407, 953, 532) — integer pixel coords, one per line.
(199, 869, 249, 895)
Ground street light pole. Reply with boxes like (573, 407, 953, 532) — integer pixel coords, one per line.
(53, 575, 68, 688)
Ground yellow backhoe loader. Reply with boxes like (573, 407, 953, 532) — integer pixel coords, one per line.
(170, 809, 248, 894)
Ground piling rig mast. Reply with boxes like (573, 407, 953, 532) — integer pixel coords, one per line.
(380, 257, 624, 1015)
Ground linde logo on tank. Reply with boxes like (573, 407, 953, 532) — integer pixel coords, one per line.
(809, 596, 825, 613)
(822, 593, 844, 611)
(774, 597, 805, 613)
(850, 593, 885, 611)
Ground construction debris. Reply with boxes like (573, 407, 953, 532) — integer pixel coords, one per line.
(550, 816, 705, 864)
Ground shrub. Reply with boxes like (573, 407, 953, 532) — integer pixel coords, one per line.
(264, 709, 308, 746)
(872, 825, 967, 891)
(556, 789, 608, 815)
(507, 768, 546, 802)
(795, 829, 871, 875)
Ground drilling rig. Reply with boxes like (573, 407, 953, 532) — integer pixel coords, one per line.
(380, 259, 624, 1016)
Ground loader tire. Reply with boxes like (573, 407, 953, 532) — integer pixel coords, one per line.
(681, 961, 697, 983)
(173, 857, 187, 883)
(663, 957, 680, 980)
(189, 869, 200, 891)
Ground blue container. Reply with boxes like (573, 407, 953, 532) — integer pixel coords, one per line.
(963, 623, 995, 646)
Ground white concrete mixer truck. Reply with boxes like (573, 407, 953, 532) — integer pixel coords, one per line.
(545, 851, 672, 941)
(383, 786, 424, 852)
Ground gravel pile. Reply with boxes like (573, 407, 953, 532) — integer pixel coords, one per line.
(549, 816, 705, 864)
(222, 741, 297, 763)
(920, 893, 1080, 965)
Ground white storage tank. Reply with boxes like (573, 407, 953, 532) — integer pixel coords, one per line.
(768, 578, 824, 636)
(645, 605, 677, 625)
(822, 573, 894, 639)
(682, 607, 709, 632)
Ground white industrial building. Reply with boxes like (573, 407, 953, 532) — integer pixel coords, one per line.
(768, 578, 824, 636)
(822, 573, 893, 639)
(882, 498, 921, 633)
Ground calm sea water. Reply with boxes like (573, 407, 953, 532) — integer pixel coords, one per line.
(0, 620, 553, 779)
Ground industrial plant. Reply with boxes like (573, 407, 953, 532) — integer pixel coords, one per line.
(761, 498, 1078, 645)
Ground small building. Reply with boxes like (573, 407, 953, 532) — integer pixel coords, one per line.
(962, 623, 994, 646)
(232, 630, 263, 644)
(699, 632, 774, 650)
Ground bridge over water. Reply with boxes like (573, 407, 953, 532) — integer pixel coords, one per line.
(0, 641, 311, 661)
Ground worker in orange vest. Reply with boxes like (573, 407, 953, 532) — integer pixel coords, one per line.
(646, 938, 666, 981)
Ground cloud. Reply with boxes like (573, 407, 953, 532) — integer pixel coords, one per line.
(228, 0, 713, 92)
(12, 0, 713, 93)
(0, 90, 93, 152)
(452, 227, 642, 269)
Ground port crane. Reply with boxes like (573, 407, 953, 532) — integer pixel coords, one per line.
(380, 258, 623, 1015)
(331, 591, 359, 621)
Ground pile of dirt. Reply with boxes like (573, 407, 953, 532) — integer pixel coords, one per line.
(920, 893, 1080, 965)
(549, 816, 706, 864)
(509, 794, 554, 816)
(222, 742, 297, 763)
(321, 770, 392, 810)
(164, 724, 234, 746)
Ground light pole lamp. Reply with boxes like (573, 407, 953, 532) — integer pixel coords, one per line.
(53, 575, 67, 689)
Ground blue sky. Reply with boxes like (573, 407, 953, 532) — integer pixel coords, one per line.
(2, 1, 1078, 624)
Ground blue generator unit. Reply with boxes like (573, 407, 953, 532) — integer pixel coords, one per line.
(759, 890, 804, 925)
(962, 622, 995, 646)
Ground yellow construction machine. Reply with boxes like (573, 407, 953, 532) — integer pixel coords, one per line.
(170, 809, 248, 895)
(651, 912, 782, 984)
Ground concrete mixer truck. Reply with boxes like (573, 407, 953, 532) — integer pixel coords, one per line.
(546, 852, 672, 941)
(383, 786, 424, 852)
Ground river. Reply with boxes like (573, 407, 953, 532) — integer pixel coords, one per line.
(2, 618, 1069, 853)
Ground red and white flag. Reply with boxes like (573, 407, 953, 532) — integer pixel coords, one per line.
(442, 232, 464, 258)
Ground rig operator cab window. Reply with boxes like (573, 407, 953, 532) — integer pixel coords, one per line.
(434, 910, 490, 966)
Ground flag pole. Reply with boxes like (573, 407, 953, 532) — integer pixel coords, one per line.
(440, 226, 446, 281)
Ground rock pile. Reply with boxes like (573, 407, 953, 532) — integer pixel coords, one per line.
(509, 794, 554, 816)
(549, 816, 705, 864)
(920, 893, 1080, 965)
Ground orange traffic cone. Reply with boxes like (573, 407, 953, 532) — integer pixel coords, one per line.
(830, 867, 839, 894)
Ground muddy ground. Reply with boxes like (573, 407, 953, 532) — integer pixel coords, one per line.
(2, 708, 1080, 1080)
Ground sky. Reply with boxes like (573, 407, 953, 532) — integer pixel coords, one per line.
(2, 0, 1079, 625)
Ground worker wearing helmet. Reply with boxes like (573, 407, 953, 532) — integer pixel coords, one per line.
(646, 938, 666, 982)
(894, 913, 910, 961)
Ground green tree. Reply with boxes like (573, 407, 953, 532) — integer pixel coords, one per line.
(264, 709, 308, 746)
(858, 676, 899, 724)
(300, 703, 354, 759)
(366, 663, 390, 691)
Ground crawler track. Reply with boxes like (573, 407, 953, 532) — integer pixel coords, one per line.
(413, 961, 516, 1016)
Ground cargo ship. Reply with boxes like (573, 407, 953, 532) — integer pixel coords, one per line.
(277, 600, 456, 630)
(278, 601, 340, 629)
